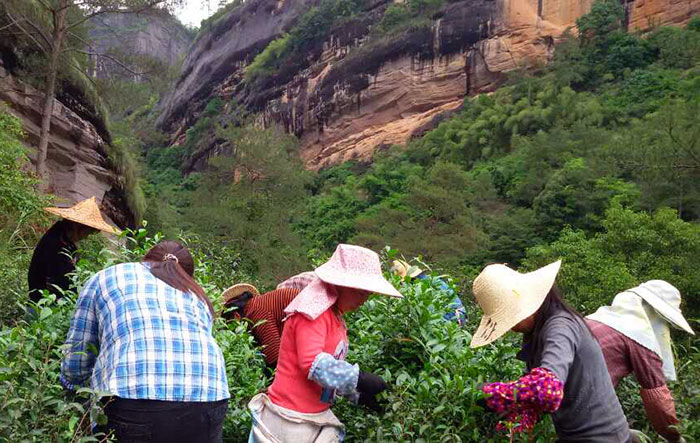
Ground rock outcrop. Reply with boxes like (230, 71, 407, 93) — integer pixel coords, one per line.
(155, 0, 319, 133)
(87, 9, 194, 79)
(0, 62, 134, 227)
(157, 0, 698, 171)
(624, 0, 699, 31)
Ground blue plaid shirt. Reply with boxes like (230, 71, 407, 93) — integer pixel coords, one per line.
(60, 262, 230, 402)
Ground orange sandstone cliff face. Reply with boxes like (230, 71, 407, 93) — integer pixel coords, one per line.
(157, 0, 698, 171)
(625, 0, 699, 31)
(0, 61, 135, 227)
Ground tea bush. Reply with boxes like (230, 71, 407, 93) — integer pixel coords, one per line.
(0, 227, 269, 442)
(0, 106, 48, 325)
(0, 223, 549, 442)
(1, 223, 698, 441)
(337, 265, 547, 442)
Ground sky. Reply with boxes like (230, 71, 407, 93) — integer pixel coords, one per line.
(174, 0, 221, 28)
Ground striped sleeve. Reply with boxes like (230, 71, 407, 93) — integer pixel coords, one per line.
(247, 288, 300, 365)
(641, 385, 681, 442)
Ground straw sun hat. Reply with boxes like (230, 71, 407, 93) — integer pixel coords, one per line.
(284, 244, 402, 320)
(470, 260, 562, 348)
(44, 196, 121, 234)
(221, 283, 260, 305)
(391, 259, 423, 279)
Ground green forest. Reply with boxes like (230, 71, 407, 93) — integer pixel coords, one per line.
(0, 0, 699, 441)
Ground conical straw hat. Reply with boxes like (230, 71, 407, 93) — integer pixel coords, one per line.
(470, 260, 562, 348)
(44, 196, 121, 234)
(222, 283, 260, 304)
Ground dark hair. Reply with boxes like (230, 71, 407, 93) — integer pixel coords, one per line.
(222, 291, 255, 321)
(55, 220, 96, 236)
(525, 284, 591, 368)
(143, 241, 213, 316)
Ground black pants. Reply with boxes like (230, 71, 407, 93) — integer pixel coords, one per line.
(96, 397, 228, 443)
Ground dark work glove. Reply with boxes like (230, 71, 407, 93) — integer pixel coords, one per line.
(358, 392, 386, 413)
(357, 371, 387, 395)
(356, 371, 388, 413)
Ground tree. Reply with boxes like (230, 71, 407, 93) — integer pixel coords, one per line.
(611, 99, 700, 218)
(524, 204, 700, 316)
(2, 0, 182, 185)
(575, 0, 623, 46)
(351, 162, 490, 268)
(183, 125, 312, 285)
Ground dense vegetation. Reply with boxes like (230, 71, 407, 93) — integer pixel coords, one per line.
(0, 0, 699, 441)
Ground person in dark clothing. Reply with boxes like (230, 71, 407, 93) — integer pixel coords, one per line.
(28, 220, 95, 303)
(28, 197, 120, 304)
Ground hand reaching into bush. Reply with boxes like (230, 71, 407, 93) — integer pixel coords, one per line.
(357, 371, 388, 413)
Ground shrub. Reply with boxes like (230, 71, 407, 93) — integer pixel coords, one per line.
(0, 227, 272, 442)
(335, 252, 554, 441)
(244, 0, 366, 90)
(374, 0, 443, 36)
(0, 294, 108, 441)
(0, 106, 48, 325)
(0, 107, 44, 218)
(524, 204, 700, 317)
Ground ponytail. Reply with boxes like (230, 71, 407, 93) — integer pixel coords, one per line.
(143, 241, 214, 316)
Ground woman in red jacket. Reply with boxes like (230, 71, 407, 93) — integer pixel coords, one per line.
(248, 244, 402, 442)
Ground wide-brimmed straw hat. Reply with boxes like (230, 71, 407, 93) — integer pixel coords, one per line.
(44, 196, 121, 234)
(315, 244, 402, 298)
(470, 260, 562, 348)
(631, 280, 694, 335)
(391, 259, 423, 279)
(222, 283, 260, 304)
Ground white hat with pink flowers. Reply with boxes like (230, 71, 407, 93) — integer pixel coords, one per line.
(284, 244, 402, 320)
(315, 244, 402, 298)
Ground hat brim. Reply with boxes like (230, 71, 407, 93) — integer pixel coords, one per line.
(632, 286, 695, 335)
(470, 260, 561, 348)
(314, 266, 403, 298)
(45, 207, 121, 234)
(222, 284, 260, 304)
(408, 267, 423, 278)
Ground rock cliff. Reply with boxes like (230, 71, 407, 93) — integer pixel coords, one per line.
(155, 0, 319, 132)
(87, 9, 194, 79)
(0, 61, 134, 227)
(157, 0, 699, 171)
